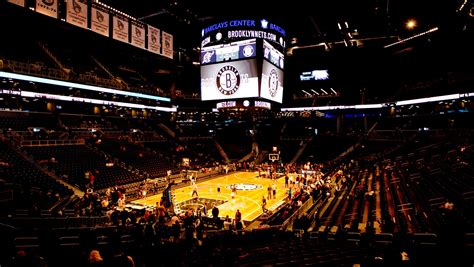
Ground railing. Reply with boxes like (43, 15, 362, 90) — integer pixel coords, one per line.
(102, 130, 124, 138)
(20, 139, 85, 147)
(5, 60, 68, 80)
(214, 139, 230, 163)
(0, 189, 13, 202)
(158, 123, 176, 138)
(9, 215, 110, 228)
(280, 136, 313, 141)
(291, 137, 313, 164)
(333, 122, 379, 162)
(91, 56, 118, 80)
(77, 73, 124, 89)
(178, 136, 213, 141)
(282, 196, 314, 230)
(257, 150, 269, 164)
(38, 42, 68, 73)
(3, 59, 169, 98)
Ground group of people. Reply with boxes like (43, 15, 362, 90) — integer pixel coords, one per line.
(266, 183, 277, 200)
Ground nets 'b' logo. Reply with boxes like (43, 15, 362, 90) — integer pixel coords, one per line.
(268, 69, 279, 97)
(96, 11, 104, 22)
(216, 66, 240, 96)
(42, 0, 54, 6)
(117, 20, 124, 30)
(72, 0, 81, 13)
(135, 27, 142, 38)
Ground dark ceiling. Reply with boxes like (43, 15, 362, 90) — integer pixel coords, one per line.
(99, 0, 473, 105)
(4, 0, 472, 106)
(100, 0, 471, 49)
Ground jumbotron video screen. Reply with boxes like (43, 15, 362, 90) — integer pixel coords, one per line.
(200, 59, 259, 101)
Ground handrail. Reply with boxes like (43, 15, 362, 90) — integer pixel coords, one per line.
(282, 196, 314, 230)
(20, 139, 85, 147)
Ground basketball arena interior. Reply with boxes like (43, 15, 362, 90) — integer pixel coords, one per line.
(1, 0, 474, 266)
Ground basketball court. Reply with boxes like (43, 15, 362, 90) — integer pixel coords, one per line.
(132, 171, 287, 223)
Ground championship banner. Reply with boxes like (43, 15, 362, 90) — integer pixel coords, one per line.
(113, 15, 129, 43)
(66, 0, 88, 29)
(147, 25, 161, 54)
(36, 0, 58, 18)
(7, 0, 25, 7)
(131, 22, 145, 49)
(162, 31, 174, 59)
(91, 5, 109, 37)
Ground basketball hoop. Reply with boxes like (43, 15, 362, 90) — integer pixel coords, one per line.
(269, 153, 279, 162)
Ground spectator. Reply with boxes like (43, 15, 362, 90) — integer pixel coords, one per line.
(262, 196, 268, 213)
(108, 245, 135, 267)
(235, 209, 243, 230)
(212, 205, 219, 219)
(87, 250, 104, 267)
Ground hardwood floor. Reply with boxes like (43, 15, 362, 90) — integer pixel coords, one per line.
(132, 171, 288, 223)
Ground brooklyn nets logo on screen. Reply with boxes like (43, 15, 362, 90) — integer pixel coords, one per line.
(268, 69, 279, 97)
(216, 66, 240, 95)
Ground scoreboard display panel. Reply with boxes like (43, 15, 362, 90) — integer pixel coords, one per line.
(260, 60, 284, 103)
(260, 40, 284, 103)
(216, 46, 240, 62)
(201, 39, 256, 65)
(201, 59, 259, 101)
(263, 40, 284, 69)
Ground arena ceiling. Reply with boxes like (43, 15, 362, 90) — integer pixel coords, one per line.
(98, 0, 472, 103)
(100, 0, 471, 50)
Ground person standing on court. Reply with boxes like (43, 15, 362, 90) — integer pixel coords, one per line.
(191, 182, 198, 198)
(235, 209, 242, 230)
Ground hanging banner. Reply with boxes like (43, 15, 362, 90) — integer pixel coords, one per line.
(36, 0, 58, 18)
(91, 4, 109, 37)
(66, 0, 88, 29)
(113, 15, 129, 43)
(7, 0, 25, 7)
(147, 25, 161, 54)
(131, 22, 145, 49)
(162, 31, 174, 59)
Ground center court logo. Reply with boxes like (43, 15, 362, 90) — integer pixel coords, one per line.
(226, 183, 262, 191)
(268, 69, 279, 97)
(216, 65, 240, 95)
